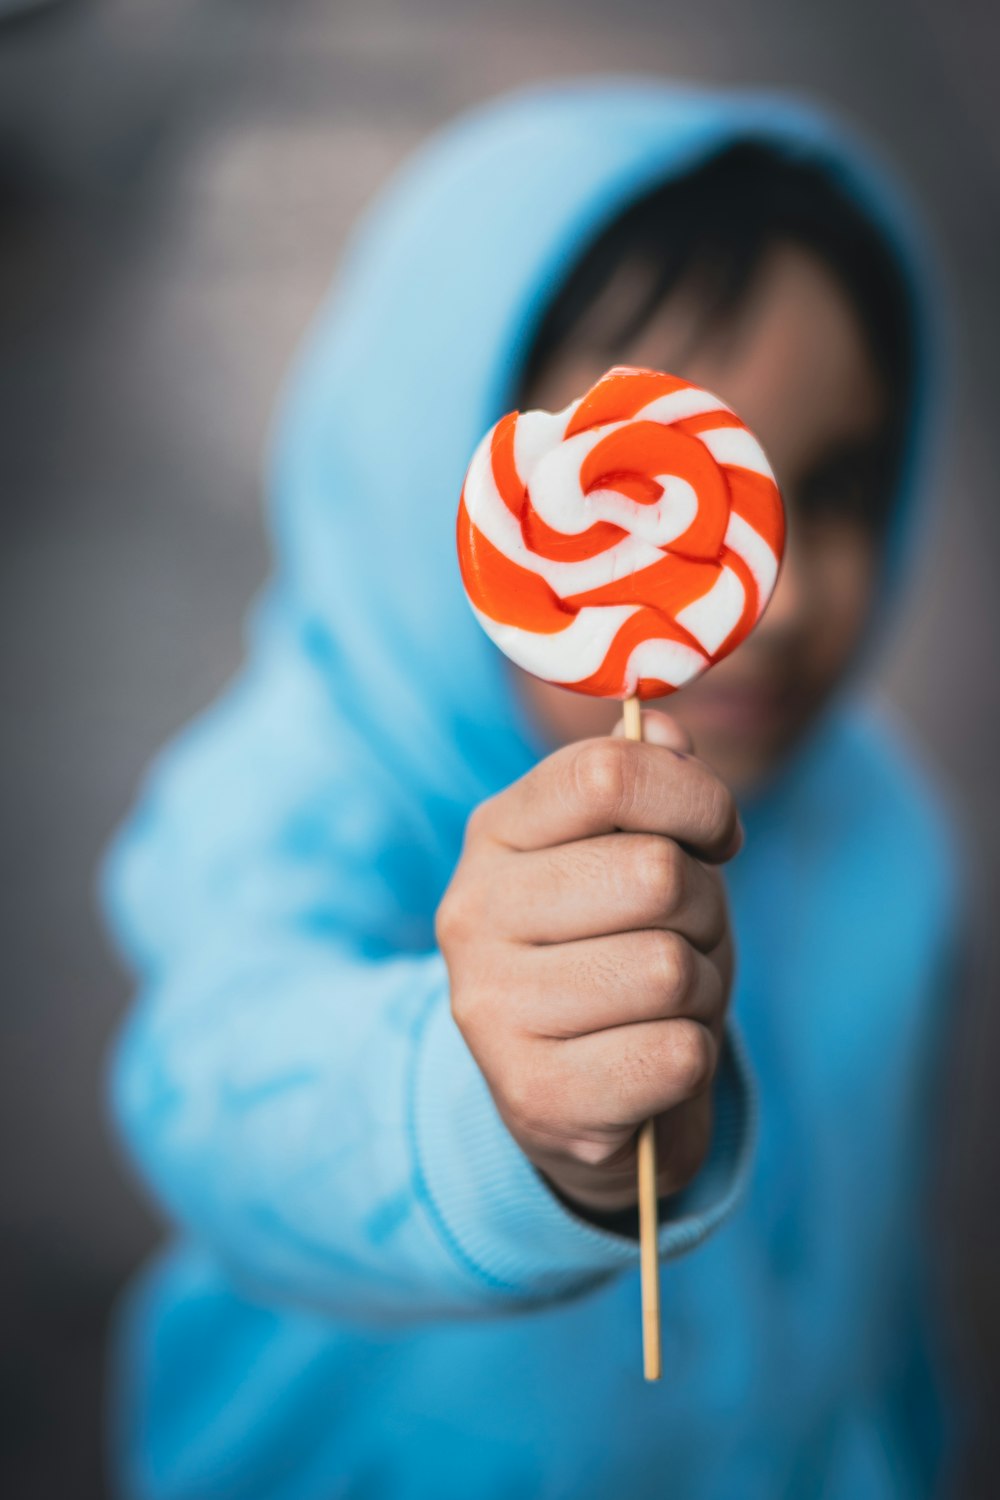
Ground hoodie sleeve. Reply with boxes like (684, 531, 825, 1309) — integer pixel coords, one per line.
(104, 601, 756, 1324)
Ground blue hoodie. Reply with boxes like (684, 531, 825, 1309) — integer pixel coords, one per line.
(103, 80, 960, 1499)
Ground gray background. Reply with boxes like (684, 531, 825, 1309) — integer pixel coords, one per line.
(2, 0, 998, 1493)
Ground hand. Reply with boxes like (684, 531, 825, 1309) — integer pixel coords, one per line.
(435, 710, 741, 1217)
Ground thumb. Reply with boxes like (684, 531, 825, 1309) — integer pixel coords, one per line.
(612, 707, 695, 754)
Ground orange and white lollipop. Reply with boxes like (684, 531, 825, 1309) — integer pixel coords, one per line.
(457, 365, 784, 700)
(455, 364, 785, 1383)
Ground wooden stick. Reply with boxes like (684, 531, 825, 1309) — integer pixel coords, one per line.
(622, 694, 662, 1381)
(637, 1117, 661, 1380)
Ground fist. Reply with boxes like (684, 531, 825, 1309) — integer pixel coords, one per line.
(435, 710, 741, 1217)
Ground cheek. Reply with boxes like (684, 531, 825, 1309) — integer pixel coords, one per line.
(803, 534, 879, 674)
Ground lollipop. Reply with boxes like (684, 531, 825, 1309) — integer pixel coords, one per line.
(456, 365, 785, 1380)
(457, 364, 784, 700)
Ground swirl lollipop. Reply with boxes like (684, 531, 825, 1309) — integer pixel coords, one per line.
(456, 365, 785, 1380)
(458, 364, 784, 700)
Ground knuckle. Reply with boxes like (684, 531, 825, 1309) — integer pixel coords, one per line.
(636, 837, 685, 910)
(433, 895, 454, 949)
(571, 738, 630, 819)
(434, 881, 475, 949)
(648, 929, 694, 1001)
(668, 1021, 716, 1097)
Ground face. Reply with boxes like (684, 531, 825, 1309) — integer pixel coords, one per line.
(515, 241, 887, 795)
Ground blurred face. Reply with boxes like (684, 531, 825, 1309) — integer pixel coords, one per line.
(515, 241, 888, 794)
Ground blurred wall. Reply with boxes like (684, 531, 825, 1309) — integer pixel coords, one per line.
(1, 1, 998, 1494)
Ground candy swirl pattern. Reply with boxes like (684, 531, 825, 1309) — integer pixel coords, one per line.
(457, 366, 785, 700)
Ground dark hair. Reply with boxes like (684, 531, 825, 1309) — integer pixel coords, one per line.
(517, 142, 915, 530)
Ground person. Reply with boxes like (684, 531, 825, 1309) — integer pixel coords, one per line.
(102, 80, 961, 1498)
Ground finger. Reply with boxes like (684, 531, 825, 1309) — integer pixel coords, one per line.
(485, 835, 726, 952)
(612, 708, 694, 754)
(530, 1091, 714, 1212)
(473, 737, 742, 863)
(544, 1017, 718, 1132)
(510, 931, 724, 1039)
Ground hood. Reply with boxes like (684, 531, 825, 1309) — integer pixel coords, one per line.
(267, 77, 942, 810)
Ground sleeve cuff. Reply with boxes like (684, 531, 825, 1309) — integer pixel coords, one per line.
(410, 977, 757, 1304)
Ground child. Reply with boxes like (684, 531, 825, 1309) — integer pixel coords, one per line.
(103, 80, 960, 1498)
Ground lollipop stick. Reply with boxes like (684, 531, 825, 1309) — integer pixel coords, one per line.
(622, 695, 662, 1382)
(637, 1118, 661, 1380)
(622, 694, 643, 743)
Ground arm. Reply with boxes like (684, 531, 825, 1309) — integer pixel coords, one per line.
(104, 602, 756, 1324)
